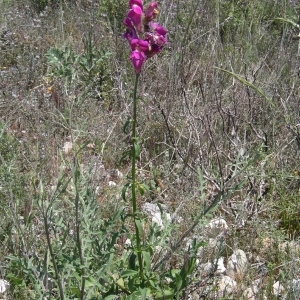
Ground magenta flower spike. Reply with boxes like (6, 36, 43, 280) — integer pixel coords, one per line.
(124, 0, 167, 73)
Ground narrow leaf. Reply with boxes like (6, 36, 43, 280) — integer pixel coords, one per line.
(123, 118, 131, 134)
(134, 142, 141, 158)
(121, 269, 138, 277)
(275, 17, 300, 29)
(135, 218, 143, 236)
(104, 296, 119, 300)
(122, 183, 131, 201)
(215, 67, 276, 108)
(142, 250, 151, 272)
(129, 252, 137, 270)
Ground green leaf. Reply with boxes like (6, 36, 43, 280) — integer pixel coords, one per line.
(274, 17, 300, 29)
(85, 277, 97, 288)
(117, 277, 125, 289)
(142, 250, 151, 272)
(135, 218, 143, 236)
(104, 296, 119, 300)
(139, 287, 149, 300)
(141, 183, 150, 192)
(120, 269, 138, 277)
(70, 287, 81, 296)
(187, 256, 196, 274)
(175, 273, 183, 291)
(138, 185, 145, 196)
(134, 142, 141, 158)
(155, 289, 174, 299)
(123, 118, 131, 134)
(6, 273, 23, 285)
(129, 252, 137, 270)
(122, 182, 131, 201)
(137, 183, 149, 196)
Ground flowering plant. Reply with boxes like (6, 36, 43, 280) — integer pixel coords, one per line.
(121, 0, 168, 283)
(123, 0, 167, 73)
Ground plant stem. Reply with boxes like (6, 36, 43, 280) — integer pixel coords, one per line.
(131, 73, 143, 278)
(73, 158, 86, 300)
(44, 204, 65, 300)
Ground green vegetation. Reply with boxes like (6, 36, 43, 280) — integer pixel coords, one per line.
(0, 0, 300, 299)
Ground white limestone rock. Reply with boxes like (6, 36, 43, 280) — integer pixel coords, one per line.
(226, 249, 248, 280)
(63, 141, 73, 154)
(142, 202, 171, 229)
(214, 275, 237, 298)
(205, 218, 228, 238)
(200, 257, 226, 276)
(0, 279, 9, 295)
(273, 281, 285, 297)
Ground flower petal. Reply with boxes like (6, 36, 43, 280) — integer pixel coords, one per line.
(145, 2, 158, 22)
(129, 0, 143, 9)
(150, 22, 167, 36)
(128, 4, 143, 31)
(130, 49, 146, 73)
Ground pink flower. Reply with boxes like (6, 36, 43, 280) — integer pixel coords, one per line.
(129, 0, 143, 8)
(123, 18, 138, 43)
(130, 49, 147, 73)
(144, 2, 158, 22)
(128, 4, 143, 32)
(130, 39, 149, 52)
(144, 22, 167, 57)
(124, 0, 167, 73)
(129, 39, 149, 73)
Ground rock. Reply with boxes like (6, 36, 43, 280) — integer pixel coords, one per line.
(124, 239, 132, 247)
(109, 169, 123, 179)
(288, 279, 300, 297)
(0, 279, 9, 295)
(243, 286, 259, 300)
(226, 249, 248, 280)
(200, 257, 226, 276)
(142, 202, 162, 215)
(205, 218, 228, 238)
(243, 279, 264, 300)
(279, 241, 300, 256)
(214, 275, 237, 297)
(63, 141, 73, 154)
(273, 281, 285, 297)
(152, 211, 171, 229)
(142, 203, 171, 229)
(108, 181, 117, 187)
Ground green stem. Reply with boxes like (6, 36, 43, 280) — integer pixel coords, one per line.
(44, 205, 65, 300)
(131, 73, 143, 279)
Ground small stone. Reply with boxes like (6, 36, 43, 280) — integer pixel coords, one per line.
(0, 279, 9, 294)
(63, 141, 73, 154)
(273, 281, 285, 297)
(108, 181, 117, 187)
(243, 283, 260, 300)
(124, 239, 132, 247)
(215, 275, 237, 297)
(288, 279, 300, 296)
(152, 212, 171, 229)
(205, 218, 228, 238)
(200, 257, 226, 275)
(110, 169, 123, 179)
(226, 249, 248, 280)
